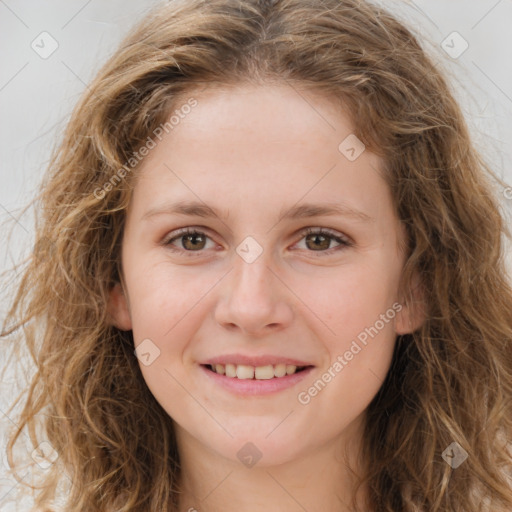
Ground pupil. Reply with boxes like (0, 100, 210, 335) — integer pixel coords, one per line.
(307, 234, 329, 250)
(184, 233, 204, 250)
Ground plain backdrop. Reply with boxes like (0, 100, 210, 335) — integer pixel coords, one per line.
(0, 0, 511, 509)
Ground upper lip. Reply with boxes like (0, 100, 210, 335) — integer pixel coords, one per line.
(202, 354, 314, 367)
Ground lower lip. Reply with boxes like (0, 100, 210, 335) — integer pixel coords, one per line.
(200, 365, 315, 396)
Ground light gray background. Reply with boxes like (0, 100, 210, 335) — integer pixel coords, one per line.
(0, 0, 511, 509)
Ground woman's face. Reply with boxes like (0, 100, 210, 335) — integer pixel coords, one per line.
(109, 84, 423, 467)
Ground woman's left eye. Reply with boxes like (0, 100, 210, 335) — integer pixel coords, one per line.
(162, 227, 353, 256)
(294, 227, 353, 254)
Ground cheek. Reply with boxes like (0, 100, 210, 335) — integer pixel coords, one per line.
(128, 267, 204, 421)
(127, 260, 223, 399)
(294, 260, 400, 398)
(324, 267, 400, 397)
(126, 257, 214, 338)
(301, 278, 398, 425)
(293, 260, 400, 342)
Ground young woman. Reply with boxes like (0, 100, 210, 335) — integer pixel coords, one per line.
(2, 0, 511, 510)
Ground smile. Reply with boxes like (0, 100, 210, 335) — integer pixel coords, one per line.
(204, 363, 309, 380)
(200, 361, 315, 396)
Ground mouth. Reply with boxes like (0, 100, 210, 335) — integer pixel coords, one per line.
(199, 359, 315, 396)
(202, 363, 311, 380)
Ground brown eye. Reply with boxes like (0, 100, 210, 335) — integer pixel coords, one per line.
(305, 232, 332, 251)
(163, 229, 215, 253)
(162, 226, 352, 258)
(181, 232, 207, 251)
(295, 228, 352, 255)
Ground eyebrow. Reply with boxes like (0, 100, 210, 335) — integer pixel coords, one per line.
(141, 200, 374, 223)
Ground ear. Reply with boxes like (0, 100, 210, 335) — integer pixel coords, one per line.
(107, 282, 133, 331)
(395, 271, 427, 335)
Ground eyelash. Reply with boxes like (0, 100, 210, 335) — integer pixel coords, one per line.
(161, 227, 353, 257)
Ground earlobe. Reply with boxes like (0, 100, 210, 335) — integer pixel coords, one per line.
(107, 282, 133, 331)
(395, 272, 427, 335)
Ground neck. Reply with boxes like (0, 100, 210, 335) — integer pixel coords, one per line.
(173, 419, 370, 512)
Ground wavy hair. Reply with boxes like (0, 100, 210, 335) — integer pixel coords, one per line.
(2, 0, 512, 510)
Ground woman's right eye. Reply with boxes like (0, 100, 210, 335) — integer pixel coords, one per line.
(163, 228, 216, 254)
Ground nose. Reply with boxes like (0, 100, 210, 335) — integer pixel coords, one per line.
(214, 252, 294, 338)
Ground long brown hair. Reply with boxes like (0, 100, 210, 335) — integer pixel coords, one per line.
(2, 0, 511, 510)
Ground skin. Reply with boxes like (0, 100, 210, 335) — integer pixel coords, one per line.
(108, 83, 425, 512)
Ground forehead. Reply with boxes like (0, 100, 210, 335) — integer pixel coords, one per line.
(128, 83, 393, 226)
(136, 82, 379, 181)
(170, 82, 349, 143)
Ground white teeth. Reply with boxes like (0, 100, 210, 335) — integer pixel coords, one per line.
(236, 365, 255, 380)
(274, 363, 287, 378)
(286, 365, 297, 375)
(225, 364, 236, 378)
(255, 365, 274, 380)
(208, 363, 306, 379)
